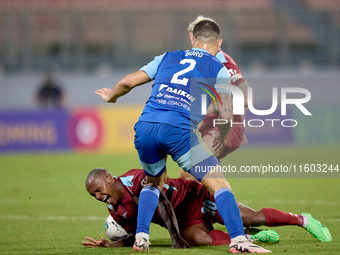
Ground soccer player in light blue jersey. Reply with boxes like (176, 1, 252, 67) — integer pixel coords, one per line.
(95, 20, 271, 253)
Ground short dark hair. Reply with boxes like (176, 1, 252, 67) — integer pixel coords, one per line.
(85, 168, 110, 186)
(193, 20, 220, 41)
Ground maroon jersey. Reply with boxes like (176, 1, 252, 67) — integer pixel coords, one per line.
(216, 50, 245, 86)
(107, 169, 223, 234)
(199, 50, 245, 159)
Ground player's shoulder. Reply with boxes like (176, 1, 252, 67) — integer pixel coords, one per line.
(119, 169, 145, 184)
(216, 50, 245, 84)
(159, 50, 187, 63)
(164, 49, 187, 57)
(216, 50, 237, 64)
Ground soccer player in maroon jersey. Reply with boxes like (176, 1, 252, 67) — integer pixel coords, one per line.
(82, 168, 331, 248)
(199, 48, 249, 159)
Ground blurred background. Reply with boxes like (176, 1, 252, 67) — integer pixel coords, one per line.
(1, 3, 339, 254)
(0, 0, 339, 153)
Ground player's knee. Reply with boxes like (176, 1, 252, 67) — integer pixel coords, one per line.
(145, 178, 157, 187)
(187, 230, 212, 246)
(214, 178, 232, 193)
(181, 224, 212, 246)
(251, 211, 266, 226)
(146, 170, 167, 190)
(223, 179, 231, 190)
(178, 169, 189, 179)
(202, 176, 232, 196)
(242, 210, 266, 227)
(241, 214, 252, 227)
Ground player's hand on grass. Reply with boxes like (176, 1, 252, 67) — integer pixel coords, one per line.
(172, 237, 190, 249)
(82, 236, 112, 248)
(95, 88, 116, 103)
(211, 131, 226, 151)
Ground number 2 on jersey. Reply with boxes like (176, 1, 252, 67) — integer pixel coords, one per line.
(170, 59, 196, 86)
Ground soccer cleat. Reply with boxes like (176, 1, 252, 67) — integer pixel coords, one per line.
(301, 213, 332, 242)
(229, 240, 272, 253)
(245, 228, 280, 243)
(132, 237, 151, 251)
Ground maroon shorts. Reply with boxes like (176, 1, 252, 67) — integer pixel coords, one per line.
(178, 187, 224, 231)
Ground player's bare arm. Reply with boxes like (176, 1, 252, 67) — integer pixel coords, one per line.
(206, 100, 217, 114)
(237, 80, 251, 145)
(213, 92, 232, 148)
(158, 190, 190, 249)
(82, 234, 134, 248)
(95, 70, 150, 103)
(237, 80, 251, 109)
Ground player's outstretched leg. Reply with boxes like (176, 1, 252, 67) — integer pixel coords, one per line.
(245, 228, 280, 243)
(301, 213, 332, 242)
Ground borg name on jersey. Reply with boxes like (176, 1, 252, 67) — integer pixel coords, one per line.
(185, 50, 204, 58)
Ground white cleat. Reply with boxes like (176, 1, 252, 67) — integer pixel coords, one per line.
(229, 239, 272, 253)
(133, 237, 151, 251)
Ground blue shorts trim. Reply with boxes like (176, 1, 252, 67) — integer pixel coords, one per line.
(139, 156, 168, 177)
(188, 155, 220, 181)
(143, 166, 166, 178)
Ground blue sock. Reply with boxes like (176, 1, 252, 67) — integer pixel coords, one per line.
(136, 185, 160, 235)
(214, 188, 245, 239)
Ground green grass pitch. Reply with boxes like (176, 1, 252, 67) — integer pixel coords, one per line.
(0, 145, 339, 254)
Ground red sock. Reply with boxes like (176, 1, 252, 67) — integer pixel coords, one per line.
(261, 208, 304, 227)
(209, 230, 231, 246)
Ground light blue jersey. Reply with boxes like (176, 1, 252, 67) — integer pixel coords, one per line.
(138, 48, 231, 129)
(134, 48, 230, 177)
